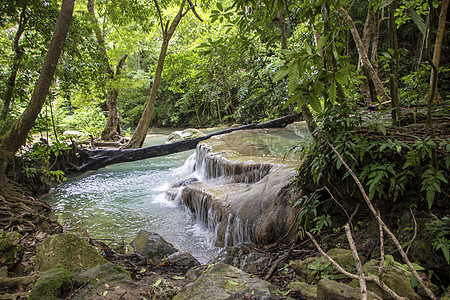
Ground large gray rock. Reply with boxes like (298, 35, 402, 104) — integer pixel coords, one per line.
(288, 281, 317, 299)
(130, 230, 177, 263)
(35, 233, 108, 272)
(71, 263, 148, 300)
(173, 263, 277, 300)
(166, 128, 205, 143)
(211, 244, 270, 273)
(317, 278, 382, 300)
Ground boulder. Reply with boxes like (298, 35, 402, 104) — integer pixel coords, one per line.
(167, 252, 200, 269)
(71, 263, 148, 300)
(35, 233, 108, 272)
(211, 244, 270, 273)
(291, 248, 357, 284)
(348, 260, 422, 300)
(29, 266, 73, 300)
(130, 230, 177, 263)
(173, 263, 277, 300)
(288, 281, 317, 299)
(166, 129, 205, 143)
(317, 278, 382, 300)
(0, 230, 24, 271)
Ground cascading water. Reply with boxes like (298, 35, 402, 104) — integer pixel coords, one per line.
(166, 126, 309, 248)
(44, 131, 220, 264)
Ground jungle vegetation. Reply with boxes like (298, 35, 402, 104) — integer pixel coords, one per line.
(0, 0, 449, 295)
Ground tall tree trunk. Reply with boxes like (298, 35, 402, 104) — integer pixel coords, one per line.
(276, 7, 288, 50)
(428, 0, 448, 101)
(358, 2, 376, 104)
(0, 6, 29, 123)
(101, 54, 128, 141)
(125, 0, 188, 149)
(340, 8, 391, 102)
(0, 0, 74, 174)
(388, 1, 400, 125)
(88, 0, 126, 141)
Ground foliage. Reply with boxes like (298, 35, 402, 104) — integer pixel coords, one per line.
(427, 216, 450, 264)
(20, 139, 70, 185)
(296, 106, 449, 210)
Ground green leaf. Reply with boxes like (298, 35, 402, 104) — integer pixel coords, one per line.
(228, 279, 239, 285)
(216, 2, 224, 11)
(309, 93, 322, 112)
(103, 290, 108, 296)
(154, 278, 162, 286)
(172, 276, 185, 280)
(408, 8, 426, 36)
(329, 80, 336, 103)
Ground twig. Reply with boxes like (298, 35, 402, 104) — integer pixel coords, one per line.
(345, 223, 367, 300)
(378, 219, 384, 281)
(264, 251, 289, 281)
(319, 131, 437, 300)
(406, 207, 417, 256)
(306, 232, 406, 300)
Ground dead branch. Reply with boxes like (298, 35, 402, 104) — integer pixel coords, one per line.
(345, 223, 368, 300)
(319, 132, 437, 300)
(406, 207, 417, 256)
(306, 232, 406, 300)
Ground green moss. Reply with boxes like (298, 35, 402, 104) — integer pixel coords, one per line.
(36, 233, 108, 272)
(29, 266, 73, 300)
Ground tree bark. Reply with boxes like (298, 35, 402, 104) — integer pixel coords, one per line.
(0, 0, 74, 174)
(388, 1, 400, 125)
(0, 6, 29, 123)
(88, 0, 126, 141)
(76, 113, 301, 171)
(124, 0, 188, 149)
(340, 8, 391, 102)
(429, 0, 448, 100)
(101, 54, 128, 141)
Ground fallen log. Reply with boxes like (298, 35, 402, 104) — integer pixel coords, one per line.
(76, 113, 301, 172)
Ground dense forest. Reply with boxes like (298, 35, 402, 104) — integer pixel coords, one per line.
(0, 0, 449, 299)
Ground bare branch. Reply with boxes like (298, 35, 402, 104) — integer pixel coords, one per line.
(378, 219, 384, 280)
(187, 0, 204, 22)
(153, 0, 165, 35)
(406, 207, 418, 256)
(306, 231, 406, 300)
(345, 223, 367, 300)
(318, 132, 437, 300)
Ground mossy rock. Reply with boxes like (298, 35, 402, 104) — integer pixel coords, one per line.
(0, 229, 24, 271)
(348, 260, 421, 300)
(70, 263, 148, 300)
(130, 230, 177, 263)
(288, 281, 317, 299)
(317, 278, 382, 300)
(29, 266, 73, 300)
(291, 248, 360, 284)
(35, 233, 108, 272)
(173, 263, 277, 300)
(148, 278, 181, 300)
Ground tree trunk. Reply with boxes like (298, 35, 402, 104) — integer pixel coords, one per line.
(77, 113, 301, 172)
(388, 1, 400, 125)
(429, 0, 448, 100)
(124, 0, 187, 149)
(101, 54, 128, 141)
(340, 8, 391, 102)
(88, 0, 126, 141)
(0, 6, 28, 123)
(0, 0, 74, 174)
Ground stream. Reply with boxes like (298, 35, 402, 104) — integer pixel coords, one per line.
(44, 125, 309, 264)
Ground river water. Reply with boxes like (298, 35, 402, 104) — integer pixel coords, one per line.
(44, 124, 309, 264)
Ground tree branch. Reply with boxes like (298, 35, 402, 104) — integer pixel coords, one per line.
(318, 131, 437, 300)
